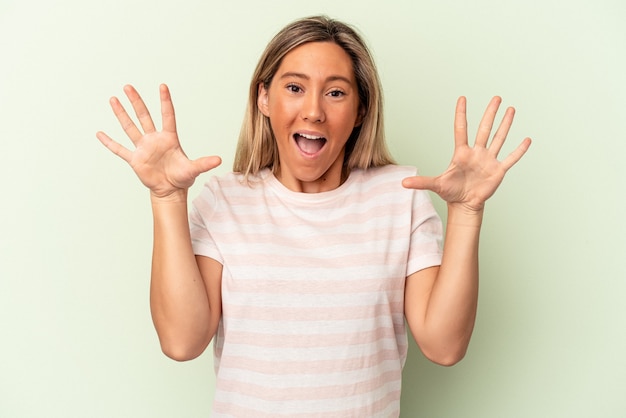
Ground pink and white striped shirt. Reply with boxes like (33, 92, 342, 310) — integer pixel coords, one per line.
(190, 165, 443, 417)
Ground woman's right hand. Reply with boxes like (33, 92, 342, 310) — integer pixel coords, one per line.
(96, 84, 221, 199)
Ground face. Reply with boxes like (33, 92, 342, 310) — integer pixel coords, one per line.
(258, 41, 362, 193)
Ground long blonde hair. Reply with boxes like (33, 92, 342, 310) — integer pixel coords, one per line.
(233, 15, 394, 177)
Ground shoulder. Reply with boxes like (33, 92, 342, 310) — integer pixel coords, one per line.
(191, 170, 270, 214)
(360, 164, 417, 180)
(348, 164, 417, 191)
(349, 165, 437, 210)
(200, 170, 271, 196)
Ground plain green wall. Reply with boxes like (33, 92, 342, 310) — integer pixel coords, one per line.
(1, 0, 624, 416)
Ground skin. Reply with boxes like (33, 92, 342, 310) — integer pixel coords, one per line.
(96, 42, 531, 363)
(257, 42, 362, 193)
(403, 96, 531, 364)
(97, 85, 223, 360)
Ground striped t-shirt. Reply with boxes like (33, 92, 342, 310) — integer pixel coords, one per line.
(190, 164, 443, 417)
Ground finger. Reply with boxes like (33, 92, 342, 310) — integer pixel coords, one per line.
(402, 175, 438, 192)
(109, 96, 144, 144)
(159, 84, 177, 133)
(501, 137, 532, 171)
(123, 84, 157, 134)
(475, 96, 502, 148)
(454, 96, 468, 148)
(96, 131, 133, 162)
(488, 106, 515, 157)
(191, 155, 223, 175)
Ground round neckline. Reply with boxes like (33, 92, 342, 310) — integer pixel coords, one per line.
(262, 168, 358, 204)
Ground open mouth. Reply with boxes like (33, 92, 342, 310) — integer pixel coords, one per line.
(294, 133, 327, 155)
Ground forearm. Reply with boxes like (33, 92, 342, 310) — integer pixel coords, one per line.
(429, 206, 481, 346)
(149, 190, 214, 360)
(407, 205, 482, 365)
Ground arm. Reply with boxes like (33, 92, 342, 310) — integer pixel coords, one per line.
(403, 96, 531, 366)
(150, 192, 223, 361)
(404, 209, 481, 366)
(97, 84, 223, 360)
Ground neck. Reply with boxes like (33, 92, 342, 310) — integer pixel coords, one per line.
(274, 164, 349, 193)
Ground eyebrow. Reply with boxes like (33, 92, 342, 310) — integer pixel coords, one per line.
(279, 71, 353, 85)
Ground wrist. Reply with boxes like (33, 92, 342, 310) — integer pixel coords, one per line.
(446, 203, 484, 228)
(150, 188, 188, 205)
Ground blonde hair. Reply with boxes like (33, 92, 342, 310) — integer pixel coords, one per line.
(233, 15, 395, 177)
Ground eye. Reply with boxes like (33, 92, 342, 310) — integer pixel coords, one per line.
(328, 89, 345, 98)
(287, 83, 302, 93)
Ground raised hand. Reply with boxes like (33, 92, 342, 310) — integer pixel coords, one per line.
(402, 96, 531, 213)
(96, 84, 221, 199)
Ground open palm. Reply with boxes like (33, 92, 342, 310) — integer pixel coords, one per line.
(403, 96, 531, 212)
(96, 84, 221, 198)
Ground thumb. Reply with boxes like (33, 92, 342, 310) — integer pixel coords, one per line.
(402, 175, 437, 191)
(191, 155, 222, 175)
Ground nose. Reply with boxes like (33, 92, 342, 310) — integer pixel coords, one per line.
(301, 92, 325, 123)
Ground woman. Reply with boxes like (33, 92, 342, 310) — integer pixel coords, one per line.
(97, 15, 530, 418)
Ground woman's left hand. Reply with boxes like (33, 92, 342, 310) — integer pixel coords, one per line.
(402, 96, 531, 213)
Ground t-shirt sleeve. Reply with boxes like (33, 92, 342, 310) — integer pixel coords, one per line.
(406, 186, 444, 276)
(189, 179, 224, 264)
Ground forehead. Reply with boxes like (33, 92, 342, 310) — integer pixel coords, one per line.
(277, 41, 356, 81)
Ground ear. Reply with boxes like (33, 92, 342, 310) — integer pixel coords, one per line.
(354, 105, 366, 127)
(257, 83, 270, 117)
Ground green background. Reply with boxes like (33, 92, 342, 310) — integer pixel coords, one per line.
(1, 0, 624, 416)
